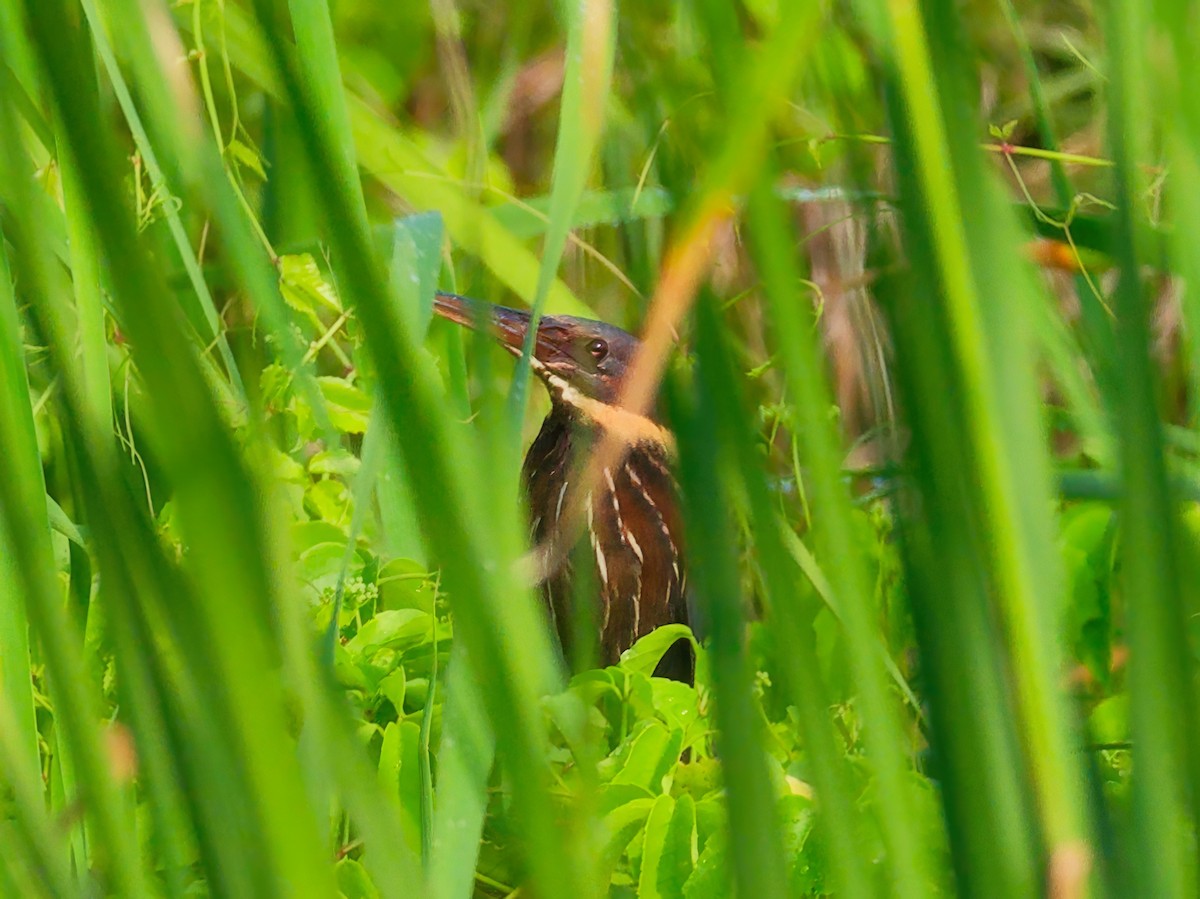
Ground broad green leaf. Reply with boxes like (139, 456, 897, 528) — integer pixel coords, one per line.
(637, 793, 677, 899)
(659, 794, 699, 899)
(279, 253, 342, 316)
(348, 609, 430, 656)
(609, 722, 682, 792)
(318, 377, 373, 434)
(681, 829, 731, 899)
(335, 857, 381, 899)
(598, 797, 656, 885)
(389, 211, 444, 341)
(619, 625, 698, 677)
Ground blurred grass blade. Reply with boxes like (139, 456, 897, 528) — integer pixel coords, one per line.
(780, 527, 920, 717)
(84, 0, 339, 444)
(0, 693, 76, 898)
(22, 1, 343, 892)
(430, 643, 496, 899)
(855, 0, 1092, 886)
(669, 314, 788, 899)
(249, 3, 591, 894)
(57, 126, 112, 436)
(287, 0, 367, 222)
(0, 242, 40, 790)
(505, 0, 614, 443)
(1151, 1, 1200, 426)
(745, 176, 936, 896)
(1105, 1, 1199, 893)
(0, 35, 145, 897)
(693, 294, 871, 898)
(188, 0, 592, 317)
(77, 0, 247, 406)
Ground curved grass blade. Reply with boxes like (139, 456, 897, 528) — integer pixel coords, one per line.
(669, 325, 788, 899)
(1104, 1, 1199, 892)
(505, 0, 615, 447)
(693, 295, 872, 898)
(852, 0, 1094, 889)
(0, 28, 150, 895)
(248, 3, 591, 895)
(21, 2, 346, 892)
(0, 243, 39, 794)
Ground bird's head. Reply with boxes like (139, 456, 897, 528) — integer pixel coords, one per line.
(433, 292, 640, 407)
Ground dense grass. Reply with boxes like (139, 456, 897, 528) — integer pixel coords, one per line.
(1, 0, 1197, 896)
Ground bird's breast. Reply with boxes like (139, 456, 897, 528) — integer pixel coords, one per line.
(521, 408, 688, 667)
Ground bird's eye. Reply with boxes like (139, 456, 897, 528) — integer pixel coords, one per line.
(586, 338, 609, 361)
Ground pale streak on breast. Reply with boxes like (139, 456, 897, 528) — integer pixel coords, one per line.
(626, 529, 644, 562)
(603, 467, 628, 547)
(545, 580, 559, 635)
(586, 493, 610, 590)
(554, 480, 569, 523)
(631, 566, 641, 643)
(625, 461, 680, 585)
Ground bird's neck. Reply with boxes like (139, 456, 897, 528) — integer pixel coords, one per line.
(544, 390, 674, 455)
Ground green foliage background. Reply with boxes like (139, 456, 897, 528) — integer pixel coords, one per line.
(0, 0, 1196, 896)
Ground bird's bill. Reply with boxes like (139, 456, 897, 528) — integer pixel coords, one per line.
(432, 291, 534, 358)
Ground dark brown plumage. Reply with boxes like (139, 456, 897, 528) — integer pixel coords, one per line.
(433, 292, 693, 683)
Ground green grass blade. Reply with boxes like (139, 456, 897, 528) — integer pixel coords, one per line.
(670, 310, 788, 899)
(86, 0, 342, 446)
(22, 3, 344, 893)
(430, 643, 495, 899)
(0, 242, 40, 796)
(505, 0, 615, 445)
(854, 0, 1092, 883)
(248, 4, 591, 895)
(0, 32, 145, 895)
(78, 0, 247, 407)
(745, 174, 936, 897)
(0, 694, 76, 898)
(287, 0, 368, 223)
(1104, 1, 1198, 892)
(1151, 0, 1200, 428)
(57, 126, 112, 437)
(693, 295, 872, 898)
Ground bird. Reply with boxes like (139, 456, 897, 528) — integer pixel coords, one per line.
(432, 291, 694, 683)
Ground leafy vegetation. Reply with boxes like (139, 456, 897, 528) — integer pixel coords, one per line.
(1, 0, 1197, 896)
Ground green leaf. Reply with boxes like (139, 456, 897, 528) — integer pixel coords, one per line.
(347, 609, 430, 656)
(377, 668, 407, 711)
(619, 625, 698, 677)
(335, 857, 381, 899)
(609, 722, 683, 792)
(389, 211, 444, 341)
(649, 680, 704, 751)
(309, 448, 362, 477)
(226, 137, 267, 181)
(377, 721, 422, 857)
(279, 252, 342, 316)
(657, 794, 698, 899)
(318, 377, 373, 434)
(637, 793, 677, 899)
(598, 797, 656, 884)
(682, 829, 731, 899)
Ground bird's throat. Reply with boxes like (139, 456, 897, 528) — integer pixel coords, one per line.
(541, 370, 674, 454)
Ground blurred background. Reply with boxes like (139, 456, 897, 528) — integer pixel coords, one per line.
(2, 0, 1197, 897)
